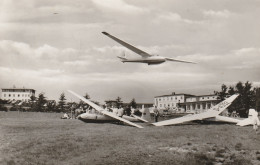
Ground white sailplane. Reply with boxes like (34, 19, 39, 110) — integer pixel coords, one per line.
(102, 32, 196, 65)
(237, 108, 260, 127)
(152, 94, 241, 126)
(68, 90, 144, 128)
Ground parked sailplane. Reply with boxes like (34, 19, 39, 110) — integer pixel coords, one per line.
(153, 94, 241, 126)
(102, 32, 196, 65)
(68, 90, 146, 128)
(153, 94, 260, 127)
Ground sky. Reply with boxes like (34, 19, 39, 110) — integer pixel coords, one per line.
(0, 0, 260, 103)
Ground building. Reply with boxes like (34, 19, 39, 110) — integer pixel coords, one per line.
(105, 100, 153, 109)
(1, 87, 36, 102)
(154, 92, 195, 109)
(154, 92, 220, 113)
(179, 94, 220, 113)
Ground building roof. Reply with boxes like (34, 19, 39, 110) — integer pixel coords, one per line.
(2, 88, 35, 91)
(155, 93, 195, 98)
(196, 94, 218, 97)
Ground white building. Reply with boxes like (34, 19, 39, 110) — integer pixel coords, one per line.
(154, 92, 220, 113)
(154, 92, 195, 109)
(1, 87, 36, 102)
(180, 94, 219, 113)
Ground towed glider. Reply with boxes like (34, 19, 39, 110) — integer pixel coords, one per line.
(68, 90, 144, 128)
(102, 32, 196, 65)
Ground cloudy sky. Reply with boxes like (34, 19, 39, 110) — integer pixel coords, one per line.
(0, 0, 260, 103)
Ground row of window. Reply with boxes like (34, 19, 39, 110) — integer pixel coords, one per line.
(158, 96, 216, 102)
(156, 96, 183, 102)
(158, 103, 177, 108)
(2, 89, 34, 93)
(157, 103, 213, 109)
(186, 103, 212, 110)
(3, 94, 31, 97)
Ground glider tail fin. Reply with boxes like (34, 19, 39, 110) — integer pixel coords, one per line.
(141, 105, 151, 122)
(210, 94, 239, 115)
(117, 51, 127, 61)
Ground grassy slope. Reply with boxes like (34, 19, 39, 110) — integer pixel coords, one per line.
(0, 112, 259, 165)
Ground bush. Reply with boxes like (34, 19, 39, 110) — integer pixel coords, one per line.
(235, 143, 242, 151)
(183, 152, 214, 165)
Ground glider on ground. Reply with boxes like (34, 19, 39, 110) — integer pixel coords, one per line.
(68, 90, 144, 128)
(152, 94, 241, 126)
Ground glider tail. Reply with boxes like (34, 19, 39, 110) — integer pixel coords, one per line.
(141, 105, 151, 122)
(117, 51, 127, 61)
(210, 94, 239, 115)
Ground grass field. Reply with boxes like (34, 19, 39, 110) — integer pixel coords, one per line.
(0, 111, 260, 165)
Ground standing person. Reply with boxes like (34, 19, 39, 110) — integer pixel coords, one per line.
(252, 109, 260, 134)
(117, 106, 124, 117)
(154, 106, 159, 122)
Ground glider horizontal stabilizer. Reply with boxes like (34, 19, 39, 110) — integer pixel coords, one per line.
(165, 58, 197, 64)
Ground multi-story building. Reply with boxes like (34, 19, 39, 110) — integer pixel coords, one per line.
(179, 94, 220, 113)
(154, 92, 195, 109)
(154, 92, 220, 113)
(1, 87, 36, 102)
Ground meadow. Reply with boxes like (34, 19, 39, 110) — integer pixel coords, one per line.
(0, 111, 259, 165)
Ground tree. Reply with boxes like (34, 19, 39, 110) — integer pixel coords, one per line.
(129, 98, 137, 109)
(29, 95, 37, 111)
(116, 96, 123, 108)
(215, 81, 256, 117)
(58, 92, 66, 112)
(36, 93, 47, 112)
(215, 84, 228, 101)
(78, 92, 91, 109)
(46, 101, 56, 112)
(256, 88, 260, 112)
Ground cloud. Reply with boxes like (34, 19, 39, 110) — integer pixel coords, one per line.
(203, 10, 232, 18)
(153, 12, 200, 24)
(91, 0, 148, 14)
(0, 1, 260, 102)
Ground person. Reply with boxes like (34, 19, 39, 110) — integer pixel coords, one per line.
(117, 106, 124, 117)
(125, 106, 131, 116)
(61, 112, 69, 119)
(250, 109, 260, 134)
(154, 106, 159, 122)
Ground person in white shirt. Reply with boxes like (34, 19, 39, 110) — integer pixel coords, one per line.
(249, 109, 260, 133)
(117, 106, 124, 117)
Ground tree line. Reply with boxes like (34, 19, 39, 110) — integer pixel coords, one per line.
(214, 81, 260, 117)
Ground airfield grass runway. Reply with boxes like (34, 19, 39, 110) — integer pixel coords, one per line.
(0, 112, 260, 165)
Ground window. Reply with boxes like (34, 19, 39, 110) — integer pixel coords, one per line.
(9, 94, 11, 97)
(4, 94, 6, 97)
(18, 94, 20, 97)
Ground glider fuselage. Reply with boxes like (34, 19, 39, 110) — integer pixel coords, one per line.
(121, 56, 166, 65)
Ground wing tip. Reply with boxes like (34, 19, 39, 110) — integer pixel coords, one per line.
(102, 31, 109, 35)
